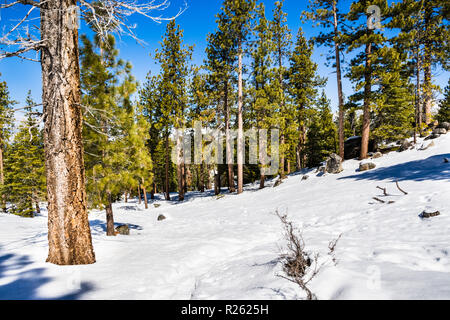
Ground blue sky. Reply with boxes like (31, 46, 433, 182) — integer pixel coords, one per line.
(0, 0, 448, 116)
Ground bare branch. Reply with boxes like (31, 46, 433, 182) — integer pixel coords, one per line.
(376, 186, 388, 196)
(395, 180, 408, 195)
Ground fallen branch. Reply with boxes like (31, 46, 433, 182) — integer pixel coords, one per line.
(372, 197, 385, 203)
(395, 180, 408, 195)
(376, 186, 388, 196)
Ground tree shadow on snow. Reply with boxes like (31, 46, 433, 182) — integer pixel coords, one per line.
(0, 249, 94, 300)
(339, 153, 450, 182)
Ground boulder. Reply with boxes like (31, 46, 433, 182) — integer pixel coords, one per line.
(372, 152, 382, 159)
(432, 128, 447, 135)
(154, 203, 161, 208)
(419, 211, 440, 219)
(273, 178, 283, 187)
(424, 133, 440, 140)
(359, 162, 376, 172)
(344, 136, 376, 160)
(301, 175, 309, 181)
(157, 214, 166, 221)
(398, 139, 413, 152)
(325, 153, 343, 174)
(115, 224, 130, 235)
(437, 122, 450, 130)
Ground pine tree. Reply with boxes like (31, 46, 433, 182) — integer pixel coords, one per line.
(187, 66, 216, 192)
(81, 34, 150, 235)
(437, 79, 450, 123)
(4, 91, 46, 217)
(271, 0, 292, 178)
(289, 27, 326, 170)
(0, 74, 15, 213)
(225, 0, 255, 194)
(250, 2, 276, 188)
(345, 0, 387, 159)
(154, 20, 193, 201)
(302, 0, 347, 158)
(205, 4, 237, 194)
(306, 91, 338, 167)
(371, 46, 415, 143)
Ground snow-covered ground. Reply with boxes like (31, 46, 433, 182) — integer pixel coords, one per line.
(1, 134, 449, 300)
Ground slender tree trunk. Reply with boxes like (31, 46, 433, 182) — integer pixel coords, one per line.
(141, 178, 148, 209)
(278, 48, 286, 179)
(214, 169, 220, 195)
(0, 143, 6, 212)
(105, 191, 115, 236)
(423, 7, 432, 125)
(415, 50, 422, 141)
(297, 110, 307, 170)
(41, 0, 95, 265)
(124, 192, 128, 203)
(333, 0, 345, 159)
(177, 134, 185, 201)
(280, 134, 285, 178)
(360, 41, 372, 160)
(224, 82, 235, 193)
(164, 133, 171, 200)
(137, 184, 141, 204)
(237, 44, 244, 194)
(151, 183, 156, 199)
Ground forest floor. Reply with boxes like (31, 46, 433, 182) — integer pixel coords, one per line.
(1, 134, 449, 300)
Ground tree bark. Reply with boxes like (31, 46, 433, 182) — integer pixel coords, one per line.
(142, 178, 148, 209)
(164, 133, 171, 200)
(415, 49, 422, 142)
(224, 81, 235, 193)
(105, 191, 115, 236)
(137, 184, 141, 204)
(151, 183, 156, 199)
(332, 0, 345, 159)
(423, 6, 432, 125)
(214, 170, 220, 195)
(237, 44, 244, 194)
(42, 0, 95, 265)
(360, 40, 372, 160)
(278, 46, 286, 179)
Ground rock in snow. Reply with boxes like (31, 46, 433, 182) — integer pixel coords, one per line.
(359, 162, 376, 172)
(115, 224, 130, 235)
(325, 153, 343, 174)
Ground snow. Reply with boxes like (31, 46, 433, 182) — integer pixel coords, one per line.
(1, 134, 450, 300)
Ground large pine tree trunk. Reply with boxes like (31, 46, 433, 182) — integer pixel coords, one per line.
(360, 41, 372, 160)
(237, 45, 244, 194)
(105, 191, 115, 236)
(333, 0, 345, 159)
(41, 0, 95, 265)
